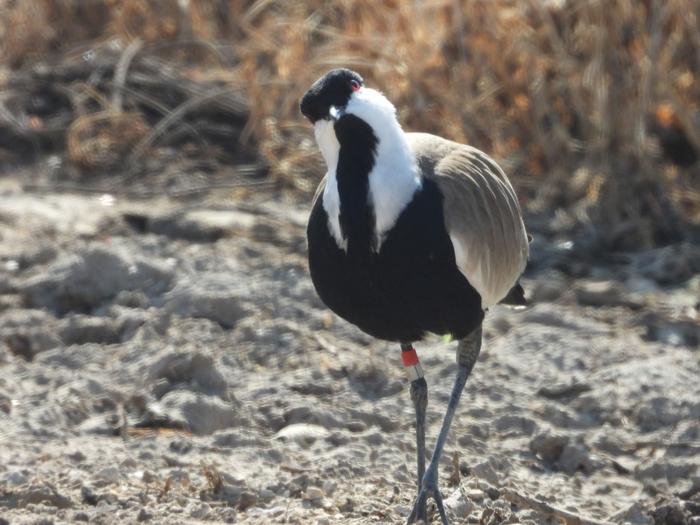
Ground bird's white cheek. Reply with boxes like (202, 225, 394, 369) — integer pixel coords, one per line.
(329, 106, 343, 121)
(314, 120, 340, 169)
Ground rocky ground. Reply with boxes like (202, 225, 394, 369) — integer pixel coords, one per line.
(0, 174, 699, 525)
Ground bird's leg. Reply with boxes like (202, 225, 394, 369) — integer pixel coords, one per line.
(401, 343, 427, 523)
(407, 325, 482, 525)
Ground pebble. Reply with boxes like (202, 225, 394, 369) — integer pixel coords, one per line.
(159, 390, 239, 435)
(1, 469, 29, 485)
(322, 480, 336, 497)
(274, 423, 330, 447)
(238, 491, 258, 510)
(444, 488, 473, 519)
(529, 432, 569, 463)
(95, 466, 121, 484)
(136, 508, 153, 522)
(470, 460, 500, 485)
(188, 501, 211, 519)
(303, 486, 325, 501)
(17, 244, 173, 314)
(163, 274, 251, 329)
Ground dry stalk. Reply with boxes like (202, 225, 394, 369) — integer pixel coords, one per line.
(502, 488, 614, 525)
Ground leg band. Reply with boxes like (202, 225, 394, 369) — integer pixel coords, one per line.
(401, 345, 425, 381)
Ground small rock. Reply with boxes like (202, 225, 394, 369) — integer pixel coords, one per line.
(466, 489, 485, 502)
(650, 498, 688, 525)
(67, 451, 86, 462)
(1, 469, 28, 485)
(609, 501, 653, 524)
(558, 442, 597, 474)
(575, 280, 641, 308)
(78, 415, 115, 436)
(238, 491, 257, 510)
(58, 315, 121, 345)
(18, 244, 173, 314)
(274, 423, 330, 447)
(632, 243, 700, 285)
(136, 508, 153, 522)
(530, 432, 569, 463)
(11, 481, 73, 509)
(188, 501, 211, 519)
(164, 274, 251, 328)
(159, 390, 238, 435)
(95, 466, 121, 484)
(530, 269, 569, 302)
(444, 488, 473, 519)
(81, 485, 99, 505)
(147, 350, 227, 396)
(303, 486, 325, 501)
(322, 480, 336, 497)
(493, 414, 537, 435)
(141, 471, 156, 483)
(470, 460, 499, 485)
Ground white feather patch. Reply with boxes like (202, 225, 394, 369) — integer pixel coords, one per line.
(314, 118, 346, 251)
(345, 88, 421, 250)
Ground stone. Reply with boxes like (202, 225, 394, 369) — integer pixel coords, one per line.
(575, 280, 641, 308)
(58, 315, 121, 345)
(444, 488, 473, 519)
(95, 466, 121, 484)
(163, 274, 251, 328)
(18, 244, 173, 314)
(159, 390, 238, 435)
(147, 350, 227, 396)
(274, 423, 331, 447)
(529, 432, 569, 464)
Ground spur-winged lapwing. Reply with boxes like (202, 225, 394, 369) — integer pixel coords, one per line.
(301, 69, 529, 525)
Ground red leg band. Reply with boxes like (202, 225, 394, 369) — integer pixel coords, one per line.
(401, 347, 420, 367)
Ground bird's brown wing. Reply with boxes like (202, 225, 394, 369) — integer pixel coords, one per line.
(407, 133, 529, 307)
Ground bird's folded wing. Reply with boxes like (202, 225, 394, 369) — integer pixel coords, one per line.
(408, 133, 529, 308)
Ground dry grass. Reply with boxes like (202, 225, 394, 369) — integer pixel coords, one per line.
(1, 0, 699, 247)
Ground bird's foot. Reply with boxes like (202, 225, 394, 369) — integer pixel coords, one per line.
(406, 465, 448, 525)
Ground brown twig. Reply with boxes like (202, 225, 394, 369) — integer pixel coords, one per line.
(501, 489, 614, 525)
(125, 86, 236, 171)
(112, 38, 143, 112)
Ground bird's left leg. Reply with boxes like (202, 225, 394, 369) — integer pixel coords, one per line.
(401, 343, 427, 523)
(407, 325, 482, 525)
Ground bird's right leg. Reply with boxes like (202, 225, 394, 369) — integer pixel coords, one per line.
(402, 343, 428, 524)
(407, 326, 482, 525)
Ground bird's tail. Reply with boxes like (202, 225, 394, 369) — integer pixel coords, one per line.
(499, 282, 528, 308)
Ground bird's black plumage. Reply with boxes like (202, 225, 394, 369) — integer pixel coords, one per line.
(307, 113, 483, 343)
(300, 69, 363, 124)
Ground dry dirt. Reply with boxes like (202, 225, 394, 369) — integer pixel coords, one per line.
(0, 175, 699, 525)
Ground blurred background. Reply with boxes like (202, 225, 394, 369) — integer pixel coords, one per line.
(1, 0, 699, 249)
(1, 1, 699, 524)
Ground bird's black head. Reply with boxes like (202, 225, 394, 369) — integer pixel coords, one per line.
(300, 69, 364, 123)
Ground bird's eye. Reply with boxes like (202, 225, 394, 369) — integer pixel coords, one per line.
(350, 79, 361, 91)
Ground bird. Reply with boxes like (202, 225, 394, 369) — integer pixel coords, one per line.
(300, 69, 529, 525)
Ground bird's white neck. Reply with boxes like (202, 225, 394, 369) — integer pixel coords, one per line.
(316, 88, 421, 251)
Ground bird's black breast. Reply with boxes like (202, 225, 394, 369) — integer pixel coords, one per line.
(307, 178, 483, 343)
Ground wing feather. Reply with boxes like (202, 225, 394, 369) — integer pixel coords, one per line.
(407, 133, 529, 307)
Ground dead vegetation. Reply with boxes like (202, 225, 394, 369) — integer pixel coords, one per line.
(0, 0, 699, 247)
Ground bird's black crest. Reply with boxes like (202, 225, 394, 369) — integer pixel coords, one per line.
(300, 69, 364, 123)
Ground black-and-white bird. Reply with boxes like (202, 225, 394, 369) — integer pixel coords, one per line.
(301, 69, 529, 525)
